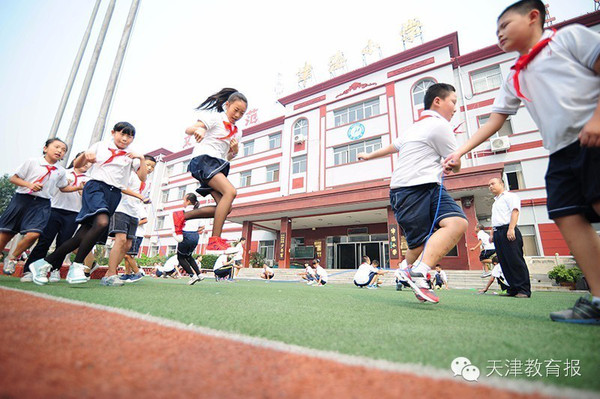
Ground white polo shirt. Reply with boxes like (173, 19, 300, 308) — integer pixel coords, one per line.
(51, 169, 89, 212)
(135, 204, 148, 238)
(354, 262, 378, 285)
(182, 205, 205, 232)
(213, 254, 232, 270)
(434, 270, 448, 283)
(390, 110, 457, 188)
(477, 230, 495, 251)
(492, 25, 600, 154)
(15, 157, 68, 199)
(158, 255, 178, 272)
(491, 190, 521, 227)
(86, 140, 141, 189)
(315, 265, 328, 282)
(116, 172, 144, 218)
(233, 242, 244, 261)
(305, 265, 316, 276)
(192, 110, 243, 161)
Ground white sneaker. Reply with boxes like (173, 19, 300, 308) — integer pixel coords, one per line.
(3, 258, 16, 275)
(30, 259, 52, 285)
(66, 262, 88, 284)
(100, 275, 124, 286)
(20, 271, 33, 282)
(188, 275, 202, 285)
(49, 270, 61, 283)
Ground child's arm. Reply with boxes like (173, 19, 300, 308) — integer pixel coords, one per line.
(122, 187, 147, 202)
(470, 240, 482, 252)
(138, 217, 148, 226)
(186, 121, 207, 143)
(357, 144, 398, 161)
(74, 151, 95, 168)
(227, 138, 239, 161)
(129, 153, 148, 182)
(59, 184, 83, 193)
(579, 57, 600, 147)
(9, 174, 41, 192)
(443, 113, 509, 171)
(478, 276, 495, 293)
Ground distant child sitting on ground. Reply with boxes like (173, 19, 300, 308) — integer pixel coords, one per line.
(156, 255, 182, 278)
(299, 262, 316, 285)
(260, 263, 275, 280)
(443, 0, 600, 323)
(358, 83, 467, 303)
(431, 265, 448, 290)
(313, 259, 328, 286)
(213, 247, 242, 281)
(479, 256, 510, 294)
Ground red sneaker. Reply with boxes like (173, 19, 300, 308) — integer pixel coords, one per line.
(397, 269, 439, 304)
(206, 236, 230, 251)
(172, 211, 186, 235)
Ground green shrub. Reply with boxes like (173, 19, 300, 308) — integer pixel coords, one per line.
(548, 265, 583, 284)
(249, 252, 266, 268)
(200, 254, 219, 270)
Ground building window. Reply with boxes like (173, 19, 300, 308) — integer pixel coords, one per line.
(167, 245, 177, 256)
(477, 114, 513, 137)
(181, 160, 191, 173)
(292, 237, 305, 246)
(166, 164, 175, 177)
(243, 140, 254, 157)
(156, 216, 166, 230)
(178, 186, 186, 199)
(412, 79, 435, 107)
(269, 133, 281, 149)
(149, 245, 159, 257)
(240, 170, 252, 187)
(292, 155, 307, 174)
(266, 164, 279, 182)
(333, 137, 382, 166)
(333, 98, 380, 127)
(520, 225, 540, 256)
(504, 163, 525, 191)
(471, 65, 502, 93)
(161, 190, 169, 204)
(293, 119, 308, 140)
(259, 240, 275, 260)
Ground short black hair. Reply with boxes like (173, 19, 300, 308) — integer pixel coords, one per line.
(144, 154, 157, 163)
(498, 0, 546, 29)
(423, 83, 456, 110)
(492, 256, 499, 264)
(113, 121, 136, 137)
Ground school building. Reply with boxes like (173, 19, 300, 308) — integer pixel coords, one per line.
(141, 11, 600, 270)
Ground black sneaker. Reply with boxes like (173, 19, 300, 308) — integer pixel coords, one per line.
(550, 296, 600, 325)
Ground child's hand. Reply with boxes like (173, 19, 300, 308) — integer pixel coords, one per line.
(30, 182, 43, 192)
(443, 152, 460, 173)
(85, 151, 97, 164)
(142, 197, 151, 204)
(579, 115, 600, 147)
(229, 138, 239, 154)
(194, 128, 205, 143)
(128, 152, 143, 160)
(357, 152, 369, 161)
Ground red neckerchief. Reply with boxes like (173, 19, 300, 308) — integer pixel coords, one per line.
(72, 171, 86, 187)
(139, 181, 146, 193)
(416, 114, 432, 122)
(103, 148, 129, 165)
(510, 29, 556, 101)
(219, 121, 238, 140)
(29, 165, 56, 193)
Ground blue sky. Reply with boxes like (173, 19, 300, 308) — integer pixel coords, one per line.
(0, 0, 594, 175)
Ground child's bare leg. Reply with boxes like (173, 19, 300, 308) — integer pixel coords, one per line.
(0, 232, 16, 256)
(10, 232, 40, 260)
(420, 217, 468, 267)
(124, 254, 139, 274)
(405, 246, 423, 265)
(106, 234, 130, 277)
(554, 211, 600, 297)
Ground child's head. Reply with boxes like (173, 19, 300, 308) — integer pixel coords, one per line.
(111, 121, 136, 149)
(423, 83, 456, 122)
(196, 88, 248, 125)
(435, 265, 442, 271)
(144, 154, 157, 174)
(491, 256, 499, 265)
(362, 255, 370, 264)
(497, 0, 546, 53)
(372, 260, 379, 268)
(184, 192, 198, 208)
(475, 223, 484, 233)
(311, 259, 319, 268)
(43, 138, 68, 163)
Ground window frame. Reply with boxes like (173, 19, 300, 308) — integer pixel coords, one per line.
(240, 170, 252, 187)
(292, 155, 307, 174)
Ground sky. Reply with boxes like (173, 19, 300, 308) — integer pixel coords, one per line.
(0, 0, 595, 175)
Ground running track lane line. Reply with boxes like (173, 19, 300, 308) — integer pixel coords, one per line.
(0, 286, 595, 399)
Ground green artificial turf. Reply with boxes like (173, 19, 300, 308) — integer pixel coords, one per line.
(1, 276, 598, 392)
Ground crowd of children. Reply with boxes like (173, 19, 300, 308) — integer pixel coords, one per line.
(1, 0, 599, 325)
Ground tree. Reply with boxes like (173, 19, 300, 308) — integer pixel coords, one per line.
(0, 174, 16, 214)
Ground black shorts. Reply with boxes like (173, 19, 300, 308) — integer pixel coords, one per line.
(127, 236, 144, 256)
(390, 183, 466, 249)
(546, 141, 600, 222)
(188, 155, 230, 197)
(0, 193, 51, 235)
(77, 180, 122, 224)
(479, 249, 496, 261)
(109, 212, 139, 240)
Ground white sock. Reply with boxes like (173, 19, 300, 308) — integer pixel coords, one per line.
(412, 261, 431, 276)
(399, 259, 408, 270)
(591, 296, 600, 307)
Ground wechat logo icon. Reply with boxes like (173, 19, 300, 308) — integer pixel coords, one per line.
(451, 357, 480, 382)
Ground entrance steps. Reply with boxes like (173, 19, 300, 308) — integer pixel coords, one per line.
(236, 268, 573, 292)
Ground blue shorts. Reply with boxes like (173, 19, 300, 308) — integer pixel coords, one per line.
(0, 193, 51, 235)
(177, 231, 199, 256)
(546, 141, 600, 222)
(390, 183, 466, 249)
(127, 236, 144, 256)
(109, 212, 139, 240)
(188, 155, 230, 197)
(77, 180, 122, 224)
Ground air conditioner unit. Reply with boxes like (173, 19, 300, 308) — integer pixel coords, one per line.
(490, 136, 510, 152)
(293, 134, 305, 144)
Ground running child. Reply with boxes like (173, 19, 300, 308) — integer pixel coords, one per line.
(29, 122, 147, 286)
(177, 193, 205, 286)
(470, 224, 495, 277)
(444, 0, 600, 323)
(21, 152, 91, 283)
(358, 83, 468, 304)
(172, 88, 247, 251)
(0, 138, 69, 276)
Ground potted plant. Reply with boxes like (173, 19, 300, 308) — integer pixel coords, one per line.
(548, 265, 582, 289)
